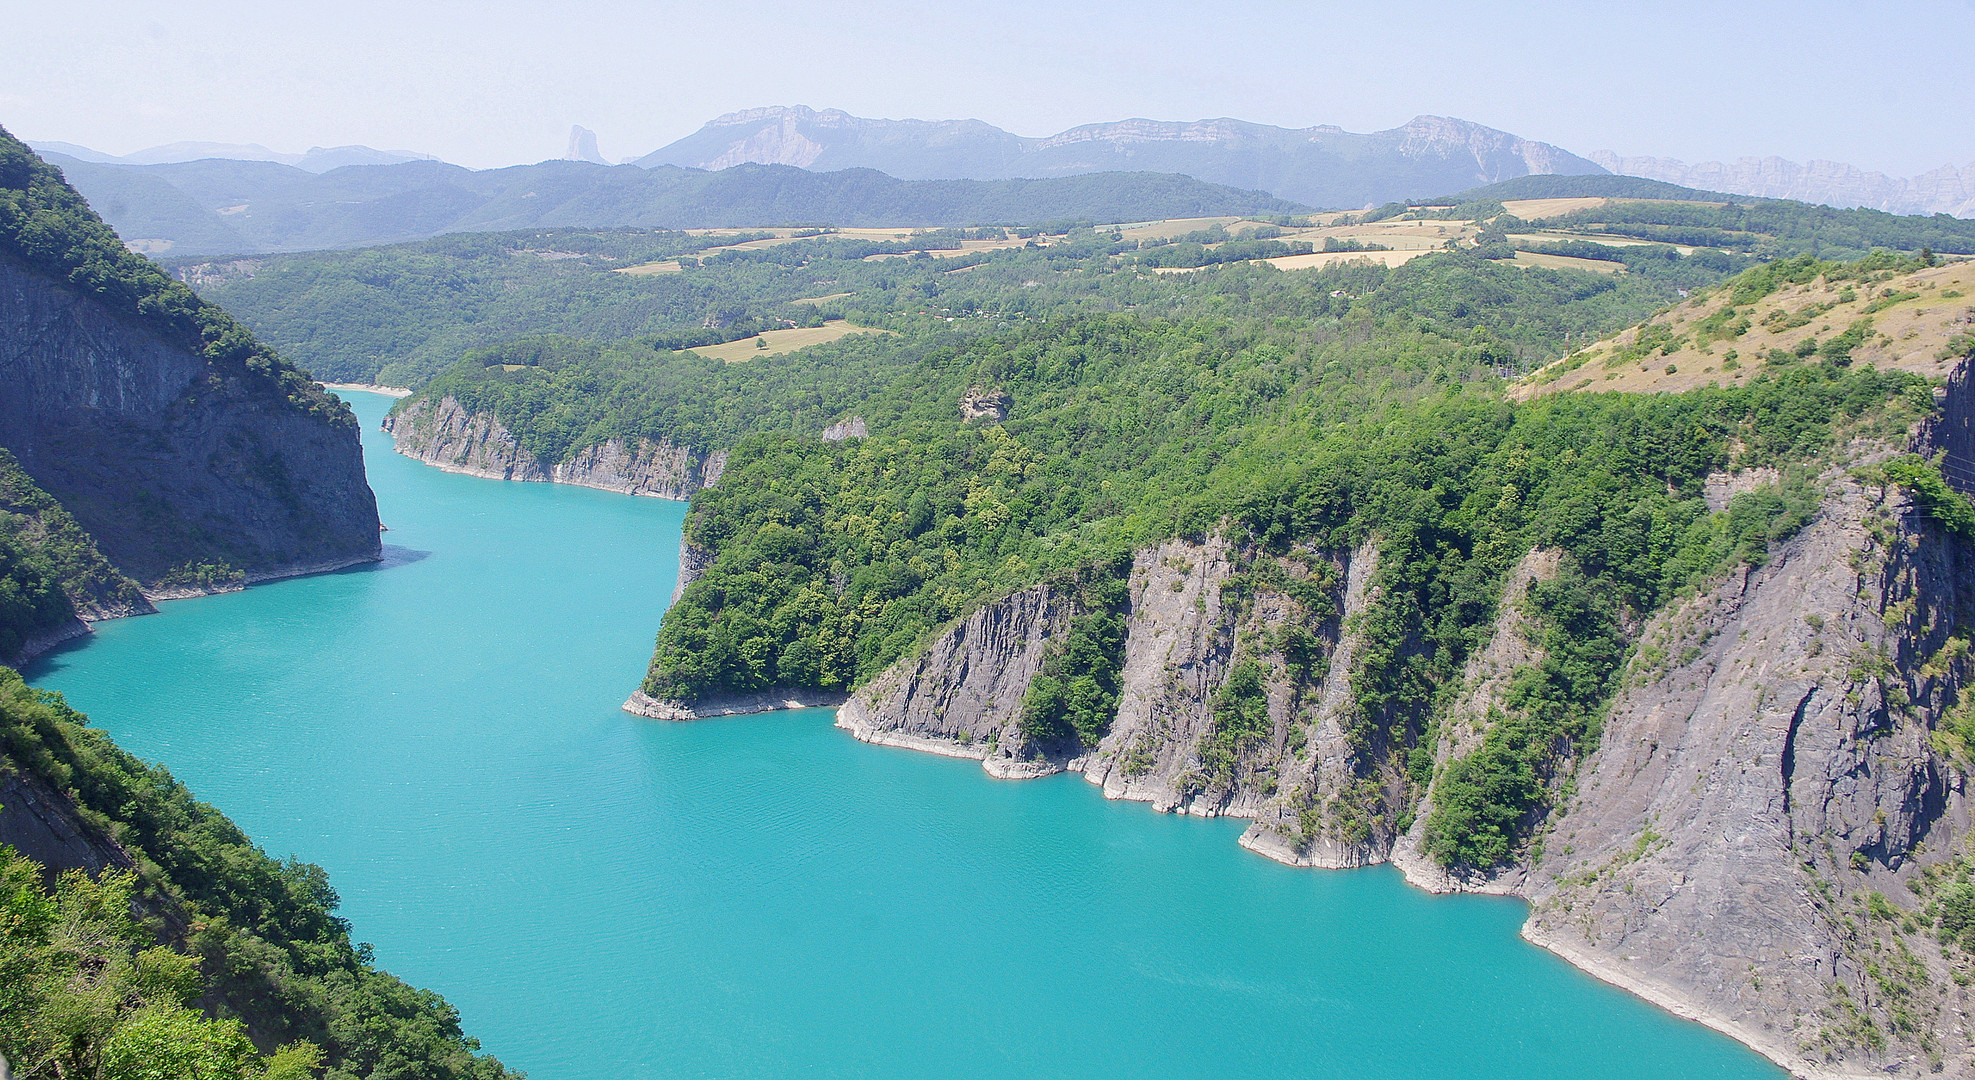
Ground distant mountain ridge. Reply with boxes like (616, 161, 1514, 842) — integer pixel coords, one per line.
(1593, 150, 1975, 218)
(27, 139, 436, 173)
(37, 150, 1303, 257)
(637, 105, 1606, 209)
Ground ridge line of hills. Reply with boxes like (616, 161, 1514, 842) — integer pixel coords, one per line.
(42, 103, 1970, 219)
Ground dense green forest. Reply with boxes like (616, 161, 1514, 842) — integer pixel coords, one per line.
(0, 668, 515, 1079)
(382, 237, 1959, 868)
(0, 126, 349, 428)
(207, 220, 1689, 388)
(396, 249, 1687, 460)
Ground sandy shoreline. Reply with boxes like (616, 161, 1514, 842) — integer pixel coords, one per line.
(323, 382, 413, 398)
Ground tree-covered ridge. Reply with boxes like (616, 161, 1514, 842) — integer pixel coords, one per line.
(0, 669, 516, 1079)
(627, 250, 1942, 868)
(395, 249, 1693, 471)
(49, 148, 1309, 257)
(0, 129, 348, 428)
(1532, 197, 1975, 259)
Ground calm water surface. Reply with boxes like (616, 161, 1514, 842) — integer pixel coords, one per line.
(27, 392, 1781, 1079)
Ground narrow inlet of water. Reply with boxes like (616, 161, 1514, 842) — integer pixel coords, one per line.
(25, 391, 1783, 1079)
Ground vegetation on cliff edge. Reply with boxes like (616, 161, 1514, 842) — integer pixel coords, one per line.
(0, 127, 349, 428)
(0, 668, 515, 1079)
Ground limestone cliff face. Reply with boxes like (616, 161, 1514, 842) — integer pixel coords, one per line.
(0, 253, 380, 591)
(828, 364, 1975, 1078)
(384, 394, 726, 500)
(839, 535, 1366, 798)
(838, 580, 1078, 777)
(1498, 472, 1975, 1078)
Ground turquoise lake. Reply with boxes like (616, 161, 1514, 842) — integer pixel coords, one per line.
(25, 391, 1782, 1079)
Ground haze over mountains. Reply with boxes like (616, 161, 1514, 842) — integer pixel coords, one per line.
(25, 105, 1975, 259)
(29, 138, 436, 173)
(1589, 150, 1975, 219)
(35, 151, 1301, 256)
(636, 106, 1603, 210)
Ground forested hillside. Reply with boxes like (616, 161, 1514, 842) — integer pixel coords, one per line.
(0, 125, 378, 661)
(0, 129, 503, 1078)
(186, 184, 1975, 390)
(0, 668, 515, 1078)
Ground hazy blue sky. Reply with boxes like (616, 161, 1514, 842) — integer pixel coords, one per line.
(7, 0, 1973, 175)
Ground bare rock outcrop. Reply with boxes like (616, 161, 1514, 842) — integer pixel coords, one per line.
(384, 395, 725, 500)
(0, 252, 381, 591)
(1508, 470, 1975, 1079)
(840, 535, 1366, 799)
(958, 387, 1010, 423)
(837, 581, 1078, 777)
(821, 415, 868, 441)
(0, 766, 135, 882)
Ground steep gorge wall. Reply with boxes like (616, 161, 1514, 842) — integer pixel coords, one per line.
(826, 365, 1975, 1079)
(0, 252, 380, 591)
(839, 534, 1374, 807)
(384, 395, 726, 500)
(1504, 472, 1975, 1078)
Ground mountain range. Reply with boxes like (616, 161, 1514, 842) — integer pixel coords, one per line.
(28, 107, 1975, 258)
(637, 106, 1603, 210)
(28, 138, 436, 173)
(1589, 150, 1975, 219)
(35, 152, 1302, 257)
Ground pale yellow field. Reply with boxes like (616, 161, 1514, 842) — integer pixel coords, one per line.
(619, 228, 927, 275)
(1500, 197, 1611, 220)
(1500, 196, 1727, 223)
(687, 323, 893, 363)
(790, 292, 853, 305)
(1517, 260, 1975, 399)
(1265, 249, 1438, 271)
(1152, 248, 1439, 274)
(1512, 251, 1625, 274)
(1507, 231, 1698, 255)
(863, 235, 1038, 262)
(1109, 216, 1245, 242)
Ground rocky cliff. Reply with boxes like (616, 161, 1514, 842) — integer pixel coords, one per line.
(385, 394, 726, 500)
(0, 131, 380, 622)
(830, 361, 1975, 1079)
(0, 253, 381, 590)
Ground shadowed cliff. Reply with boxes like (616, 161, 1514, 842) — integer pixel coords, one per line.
(0, 124, 379, 644)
